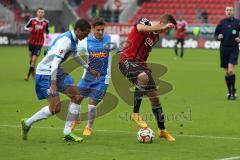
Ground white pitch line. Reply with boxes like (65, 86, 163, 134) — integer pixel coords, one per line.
(1, 124, 240, 140)
(216, 156, 240, 160)
(0, 124, 135, 134)
(175, 134, 240, 140)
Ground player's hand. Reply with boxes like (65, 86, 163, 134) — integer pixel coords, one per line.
(49, 84, 57, 96)
(235, 37, 240, 43)
(164, 23, 175, 30)
(28, 27, 33, 32)
(88, 67, 100, 79)
(218, 34, 223, 40)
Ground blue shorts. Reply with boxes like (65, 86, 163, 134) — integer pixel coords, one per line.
(35, 68, 74, 100)
(220, 45, 239, 68)
(77, 76, 108, 102)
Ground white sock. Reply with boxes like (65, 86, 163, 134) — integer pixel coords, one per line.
(86, 104, 97, 129)
(25, 106, 52, 126)
(63, 102, 81, 135)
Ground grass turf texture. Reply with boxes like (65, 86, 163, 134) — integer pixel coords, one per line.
(0, 46, 240, 160)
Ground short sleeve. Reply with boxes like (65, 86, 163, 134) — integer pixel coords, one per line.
(135, 18, 152, 26)
(54, 36, 71, 59)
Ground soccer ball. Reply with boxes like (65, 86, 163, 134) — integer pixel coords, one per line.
(137, 128, 154, 143)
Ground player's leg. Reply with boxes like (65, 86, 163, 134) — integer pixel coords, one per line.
(69, 78, 92, 131)
(227, 47, 239, 99)
(227, 64, 236, 99)
(77, 79, 98, 135)
(145, 76, 175, 142)
(24, 45, 34, 81)
(30, 55, 37, 76)
(63, 85, 84, 135)
(83, 83, 108, 136)
(130, 71, 150, 128)
(147, 91, 175, 142)
(127, 63, 153, 127)
(56, 70, 84, 142)
(47, 95, 83, 142)
(129, 63, 149, 118)
(180, 39, 184, 58)
(31, 46, 42, 77)
(25, 45, 41, 80)
(27, 95, 61, 125)
(21, 104, 52, 140)
(21, 74, 59, 140)
(220, 46, 232, 99)
(62, 85, 84, 142)
(133, 86, 143, 113)
(174, 39, 179, 57)
(26, 55, 38, 80)
(224, 68, 232, 99)
(119, 61, 148, 128)
(134, 72, 148, 112)
(82, 98, 97, 136)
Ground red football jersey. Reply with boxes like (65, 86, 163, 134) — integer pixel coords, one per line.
(24, 17, 49, 46)
(120, 18, 159, 67)
(175, 20, 187, 39)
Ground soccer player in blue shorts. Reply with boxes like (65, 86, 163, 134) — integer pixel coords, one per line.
(21, 19, 98, 142)
(72, 18, 111, 136)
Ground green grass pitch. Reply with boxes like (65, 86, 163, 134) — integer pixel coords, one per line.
(0, 46, 240, 160)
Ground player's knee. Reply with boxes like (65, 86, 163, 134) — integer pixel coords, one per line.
(147, 90, 159, 98)
(32, 56, 37, 62)
(50, 103, 61, 114)
(88, 104, 97, 112)
(137, 72, 149, 85)
(149, 96, 160, 106)
(227, 69, 234, 75)
(71, 95, 84, 104)
(228, 71, 233, 75)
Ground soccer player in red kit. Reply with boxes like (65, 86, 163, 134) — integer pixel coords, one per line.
(119, 14, 177, 142)
(174, 17, 187, 59)
(24, 8, 49, 81)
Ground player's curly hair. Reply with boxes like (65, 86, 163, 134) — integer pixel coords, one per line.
(74, 19, 91, 31)
(160, 14, 177, 26)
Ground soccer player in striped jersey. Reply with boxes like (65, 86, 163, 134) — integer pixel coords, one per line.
(119, 14, 176, 142)
(21, 19, 98, 142)
(174, 17, 188, 59)
(24, 8, 49, 81)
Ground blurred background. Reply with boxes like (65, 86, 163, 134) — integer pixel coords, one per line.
(0, 0, 239, 48)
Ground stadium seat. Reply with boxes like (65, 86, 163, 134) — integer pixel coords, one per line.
(128, 0, 235, 25)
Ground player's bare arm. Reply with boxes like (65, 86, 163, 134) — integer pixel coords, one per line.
(50, 80, 57, 96)
(235, 37, 240, 43)
(218, 34, 224, 40)
(72, 54, 100, 78)
(136, 22, 175, 32)
(49, 53, 62, 96)
(28, 27, 33, 32)
(23, 19, 33, 32)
